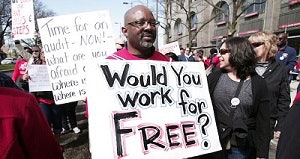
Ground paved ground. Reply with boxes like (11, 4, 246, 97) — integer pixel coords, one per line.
(61, 102, 91, 159)
(290, 80, 298, 101)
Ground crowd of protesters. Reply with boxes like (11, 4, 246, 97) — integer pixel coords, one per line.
(1, 4, 300, 159)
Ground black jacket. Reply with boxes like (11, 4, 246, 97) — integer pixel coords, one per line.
(260, 60, 290, 131)
(276, 100, 300, 159)
(207, 68, 270, 158)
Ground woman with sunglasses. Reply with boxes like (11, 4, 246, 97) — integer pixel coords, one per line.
(249, 32, 290, 142)
(205, 37, 270, 159)
(12, 45, 41, 92)
(22, 48, 64, 150)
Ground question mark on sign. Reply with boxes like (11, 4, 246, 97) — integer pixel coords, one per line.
(197, 113, 211, 149)
(197, 113, 210, 136)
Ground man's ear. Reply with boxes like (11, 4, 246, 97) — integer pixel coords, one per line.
(121, 27, 128, 37)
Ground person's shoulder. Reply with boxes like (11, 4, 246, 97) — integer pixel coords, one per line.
(152, 51, 171, 61)
(251, 73, 267, 84)
(0, 72, 11, 80)
(286, 45, 297, 53)
(207, 67, 221, 78)
(0, 87, 36, 116)
(0, 72, 20, 88)
(271, 60, 286, 70)
(0, 87, 32, 100)
(106, 48, 127, 60)
(275, 61, 289, 73)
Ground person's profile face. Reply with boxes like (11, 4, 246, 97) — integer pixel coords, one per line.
(219, 43, 231, 69)
(40, 50, 45, 61)
(32, 47, 40, 58)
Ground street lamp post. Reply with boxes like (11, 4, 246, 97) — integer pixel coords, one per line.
(154, 0, 158, 50)
(123, 0, 148, 7)
(123, 1, 133, 7)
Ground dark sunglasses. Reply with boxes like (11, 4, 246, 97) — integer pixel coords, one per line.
(251, 42, 264, 48)
(32, 50, 40, 52)
(219, 49, 230, 55)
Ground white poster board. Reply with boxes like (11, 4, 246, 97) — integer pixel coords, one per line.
(27, 65, 51, 92)
(37, 10, 116, 104)
(159, 41, 181, 55)
(86, 60, 221, 159)
(11, 0, 35, 40)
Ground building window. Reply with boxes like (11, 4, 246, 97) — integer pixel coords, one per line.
(244, 0, 266, 15)
(175, 19, 183, 35)
(215, 2, 229, 25)
(191, 12, 197, 30)
(168, 24, 172, 38)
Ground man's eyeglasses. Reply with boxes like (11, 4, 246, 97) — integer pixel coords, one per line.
(251, 42, 264, 48)
(126, 20, 160, 28)
(219, 49, 230, 55)
(32, 50, 40, 52)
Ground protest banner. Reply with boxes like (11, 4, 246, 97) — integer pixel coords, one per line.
(37, 10, 116, 104)
(159, 41, 181, 55)
(27, 64, 51, 92)
(86, 60, 221, 159)
(11, 0, 35, 40)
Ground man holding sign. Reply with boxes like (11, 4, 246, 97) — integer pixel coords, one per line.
(86, 5, 222, 159)
(85, 5, 172, 117)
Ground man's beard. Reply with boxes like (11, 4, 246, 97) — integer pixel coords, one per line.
(140, 41, 153, 48)
(140, 32, 155, 48)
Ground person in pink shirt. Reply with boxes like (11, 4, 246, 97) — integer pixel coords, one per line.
(12, 45, 41, 92)
(85, 5, 171, 117)
(12, 57, 29, 91)
(0, 86, 63, 159)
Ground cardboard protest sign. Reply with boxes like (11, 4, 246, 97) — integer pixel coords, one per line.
(11, 0, 35, 40)
(27, 64, 51, 92)
(86, 60, 221, 159)
(37, 10, 116, 104)
(159, 41, 181, 55)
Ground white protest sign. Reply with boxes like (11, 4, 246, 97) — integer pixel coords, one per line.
(11, 0, 35, 40)
(86, 60, 221, 159)
(37, 10, 116, 104)
(27, 64, 51, 92)
(159, 41, 181, 55)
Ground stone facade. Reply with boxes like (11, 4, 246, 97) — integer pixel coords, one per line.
(165, 0, 300, 55)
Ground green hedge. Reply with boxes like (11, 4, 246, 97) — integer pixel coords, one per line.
(0, 64, 15, 71)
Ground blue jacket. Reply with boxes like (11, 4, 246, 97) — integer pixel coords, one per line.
(178, 54, 195, 62)
(275, 45, 297, 73)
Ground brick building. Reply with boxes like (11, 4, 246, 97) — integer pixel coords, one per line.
(165, 0, 300, 55)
